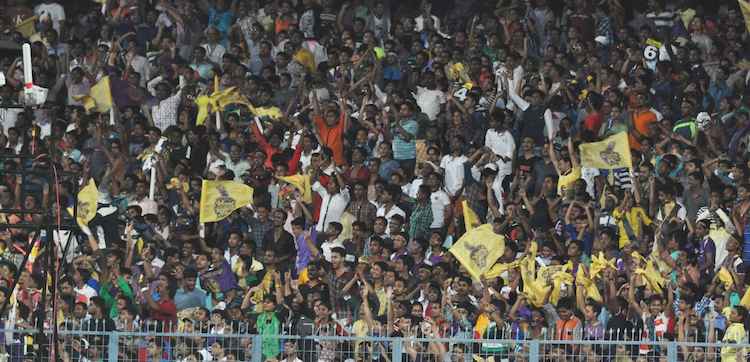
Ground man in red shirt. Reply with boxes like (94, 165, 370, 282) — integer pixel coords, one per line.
(582, 92, 604, 140)
(144, 273, 177, 330)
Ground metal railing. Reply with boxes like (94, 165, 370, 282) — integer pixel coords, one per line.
(0, 326, 747, 362)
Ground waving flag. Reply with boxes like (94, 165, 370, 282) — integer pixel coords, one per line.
(461, 200, 481, 231)
(199, 180, 254, 223)
(578, 132, 633, 169)
(278, 174, 312, 203)
(73, 76, 113, 113)
(449, 224, 505, 281)
(76, 179, 99, 226)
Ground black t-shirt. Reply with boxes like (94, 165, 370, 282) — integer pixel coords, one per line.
(263, 228, 296, 267)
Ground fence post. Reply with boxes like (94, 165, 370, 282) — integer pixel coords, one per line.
(107, 331, 119, 362)
(391, 339, 403, 362)
(529, 340, 540, 362)
(251, 335, 263, 362)
(666, 342, 677, 362)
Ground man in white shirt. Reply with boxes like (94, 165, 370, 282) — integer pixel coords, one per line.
(72, 271, 98, 304)
(202, 26, 227, 64)
(225, 144, 251, 182)
(130, 179, 158, 216)
(484, 114, 516, 177)
(414, 2, 450, 39)
(440, 137, 469, 197)
(413, 73, 445, 121)
(494, 52, 524, 111)
(147, 77, 183, 131)
(34, 1, 65, 34)
(655, 186, 687, 223)
(376, 185, 406, 233)
(313, 173, 350, 233)
(426, 172, 451, 230)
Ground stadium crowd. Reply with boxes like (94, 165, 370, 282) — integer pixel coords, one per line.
(2, 0, 750, 361)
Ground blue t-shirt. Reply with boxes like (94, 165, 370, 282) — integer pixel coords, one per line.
(564, 224, 593, 256)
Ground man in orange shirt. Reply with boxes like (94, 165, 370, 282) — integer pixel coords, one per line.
(627, 91, 657, 151)
(312, 93, 348, 166)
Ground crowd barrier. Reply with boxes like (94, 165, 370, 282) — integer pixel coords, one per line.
(1, 322, 747, 362)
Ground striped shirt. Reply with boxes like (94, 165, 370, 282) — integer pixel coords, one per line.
(391, 119, 418, 160)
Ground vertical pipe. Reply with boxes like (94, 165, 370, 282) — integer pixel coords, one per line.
(251, 335, 263, 362)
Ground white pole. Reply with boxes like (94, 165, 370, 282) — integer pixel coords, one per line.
(149, 162, 156, 200)
(109, 108, 115, 126)
(22, 43, 33, 92)
(215, 110, 221, 130)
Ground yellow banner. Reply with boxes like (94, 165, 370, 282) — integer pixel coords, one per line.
(578, 132, 633, 169)
(278, 174, 312, 203)
(73, 76, 113, 113)
(199, 180, 254, 223)
(741, 0, 750, 33)
(77, 179, 98, 226)
(449, 224, 505, 281)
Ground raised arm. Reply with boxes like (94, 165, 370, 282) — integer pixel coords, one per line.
(338, 93, 349, 131)
(568, 137, 580, 170)
(360, 280, 375, 330)
(565, 201, 577, 225)
(627, 273, 644, 317)
(507, 77, 530, 111)
(304, 230, 320, 260)
(548, 142, 562, 175)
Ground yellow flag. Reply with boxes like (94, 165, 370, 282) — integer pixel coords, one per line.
(196, 76, 282, 124)
(15, 16, 37, 38)
(536, 262, 571, 285)
(634, 260, 666, 293)
(740, 0, 750, 33)
(484, 259, 522, 279)
(578, 132, 633, 169)
(448, 62, 470, 82)
(576, 267, 603, 302)
(522, 263, 549, 308)
(195, 86, 253, 125)
(293, 49, 316, 73)
(252, 106, 283, 120)
(590, 252, 616, 279)
(718, 267, 735, 290)
(449, 224, 506, 281)
(549, 270, 575, 306)
(26, 239, 41, 272)
(278, 174, 312, 203)
(76, 179, 99, 226)
(462, 200, 481, 231)
(72, 76, 113, 113)
(536, 263, 573, 305)
(740, 287, 750, 308)
(519, 242, 549, 307)
(680, 8, 696, 29)
(199, 180, 254, 223)
(474, 313, 490, 338)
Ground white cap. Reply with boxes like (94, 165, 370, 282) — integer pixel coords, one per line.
(484, 163, 498, 172)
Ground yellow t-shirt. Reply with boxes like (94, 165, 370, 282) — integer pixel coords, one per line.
(557, 167, 581, 196)
(612, 207, 653, 248)
(722, 322, 747, 362)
